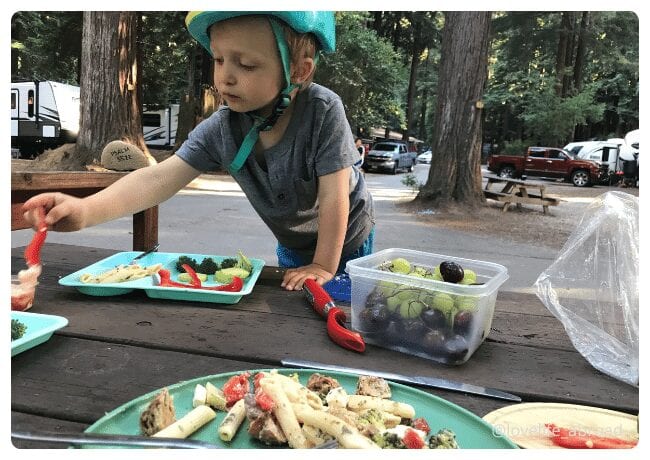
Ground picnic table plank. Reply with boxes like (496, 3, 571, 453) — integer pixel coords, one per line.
(11, 336, 512, 424)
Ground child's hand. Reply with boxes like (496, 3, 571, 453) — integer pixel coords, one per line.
(281, 264, 334, 291)
(22, 192, 88, 232)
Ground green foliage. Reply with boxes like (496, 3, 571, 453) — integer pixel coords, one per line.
(521, 85, 605, 145)
(401, 173, 422, 193)
(11, 11, 82, 83)
(501, 139, 530, 155)
(316, 12, 408, 134)
(139, 12, 195, 106)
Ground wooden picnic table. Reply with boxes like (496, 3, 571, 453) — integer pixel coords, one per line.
(11, 171, 158, 251)
(11, 244, 638, 448)
(483, 174, 560, 214)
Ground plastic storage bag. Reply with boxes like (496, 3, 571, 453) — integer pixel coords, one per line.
(534, 191, 638, 386)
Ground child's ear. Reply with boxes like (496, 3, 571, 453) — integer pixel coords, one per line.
(290, 57, 315, 85)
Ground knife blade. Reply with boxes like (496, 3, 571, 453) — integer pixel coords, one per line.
(281, 359, 521, 402)
(11, 430, 219, 449)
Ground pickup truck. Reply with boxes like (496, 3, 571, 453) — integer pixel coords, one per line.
(487, 146, 607, 187)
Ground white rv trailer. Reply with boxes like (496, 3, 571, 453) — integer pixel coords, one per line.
(11, 80, 80, 156)
(142, 104, 179, 148)
(11, 80, 179, 157)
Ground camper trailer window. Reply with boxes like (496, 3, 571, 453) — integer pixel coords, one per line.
(143, 113, 161, 127)
(27, 90, 35, 118)
(11, 93, 16, 110)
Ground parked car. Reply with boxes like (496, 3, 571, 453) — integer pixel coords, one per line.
(416, 150, 432, 164)
(363, 141, 416, 174)
(487, 146, 607, 187)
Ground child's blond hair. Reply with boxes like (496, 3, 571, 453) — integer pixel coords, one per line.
(277, 21, 319, 89)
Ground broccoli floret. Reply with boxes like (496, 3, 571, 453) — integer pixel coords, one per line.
(175, 256, 199, 272)
(357, 409, 386, 431)
(428, 428, 459, 449)
(372, 432, 405, 449)
(219, 258, 238, 269)
(237, 251, 253, 272)
(11, 319, 27, 340)
(198, 257, 219, 274)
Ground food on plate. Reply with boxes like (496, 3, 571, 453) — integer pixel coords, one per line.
(136, 370, 458, 449)
(11, 319, 27, 340)
(153, 405, 216, 439)
(428, 428, 460, 449)
(178, 272, 208, 283)
(218, 399, 247, 441)
(545, 423, 638, 449)
(79, 263, 162, 284)
(12, 207, 48, 311)
(356, 375, 391, 399)
(156, 267, 244, 292)
(215, 267, 250, 284)
(175, 252, 253, 284)
(140, 388, 176, 436)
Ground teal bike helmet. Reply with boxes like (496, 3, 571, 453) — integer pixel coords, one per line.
(186, 11, 336, 173)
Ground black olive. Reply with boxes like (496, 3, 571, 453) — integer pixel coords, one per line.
(421, 308, 448, 330)
(439, 261, 464, 283)
(357, 306, 391, 332)
(421, 329, 446, 354)
(443, 334, 470, 363)
(453, 310, 474, 336)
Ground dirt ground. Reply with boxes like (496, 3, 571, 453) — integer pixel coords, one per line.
(403, 180, 639, 250)
(12, 148, 638, 251)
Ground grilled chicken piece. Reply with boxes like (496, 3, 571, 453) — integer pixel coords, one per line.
(356, 375, 392, 398)
(140, 388, 176, 436)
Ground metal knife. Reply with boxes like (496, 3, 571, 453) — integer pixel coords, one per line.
(11, 430, 219, 449)
(281, 359, 522, 402)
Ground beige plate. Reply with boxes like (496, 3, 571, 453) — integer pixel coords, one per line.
(482, 403, 638, 449)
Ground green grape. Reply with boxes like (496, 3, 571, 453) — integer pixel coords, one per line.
(390, 258, 411, 274)
(456, 296, 479, 311)
(386, 295, 402, 312)
(398, 300, 425, 318)
(459, 269, 477, 285)
(377, 281, 398, 297)
(433, 293, 456, 317)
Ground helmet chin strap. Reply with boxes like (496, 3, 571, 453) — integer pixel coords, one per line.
(228, 18, 298, 174)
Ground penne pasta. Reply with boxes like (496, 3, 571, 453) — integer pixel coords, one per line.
(217, 399, 246, 441)
(80, 263, 162, 284)
(347, 395, 415, 419)
(292, 403, 380, 449)
(259, 378, 308, 448)
(152, 405, 215, 439)
(266, 372, 323, 410)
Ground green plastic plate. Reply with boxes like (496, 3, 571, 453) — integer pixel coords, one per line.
(11, 311, 68, 357)
(58, 251, 265, 305)
(84, 368, 518, 449)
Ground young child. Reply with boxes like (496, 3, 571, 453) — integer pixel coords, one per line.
(22, 12, 375, 292)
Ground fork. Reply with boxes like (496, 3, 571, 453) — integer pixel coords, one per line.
(128, 243, 160, 265)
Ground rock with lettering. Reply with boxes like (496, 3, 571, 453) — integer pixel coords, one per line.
(100, 140, 149, 171)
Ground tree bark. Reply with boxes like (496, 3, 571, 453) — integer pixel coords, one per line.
(75, 11, 153, 167)
(417, 11, 491, 207)
(573, 12, 590, 92)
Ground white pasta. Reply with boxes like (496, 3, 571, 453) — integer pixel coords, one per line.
(80, 263, 162, 284)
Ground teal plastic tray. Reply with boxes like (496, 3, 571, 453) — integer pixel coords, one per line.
(11, 311, 69, 357)
(58, 252, 265, 305)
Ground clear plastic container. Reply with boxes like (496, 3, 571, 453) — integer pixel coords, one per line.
(346, 248, 509, 365)
(11, 275, 37, 312)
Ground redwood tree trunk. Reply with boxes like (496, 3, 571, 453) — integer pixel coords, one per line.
(417, 11, 491, 207)
(76, 11, 153, 166)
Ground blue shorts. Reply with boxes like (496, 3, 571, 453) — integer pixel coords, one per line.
(276, 227, 375, 274)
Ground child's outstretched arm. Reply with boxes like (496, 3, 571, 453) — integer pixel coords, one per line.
(22, 155, 201, 232)
(281, 167, 351, 290)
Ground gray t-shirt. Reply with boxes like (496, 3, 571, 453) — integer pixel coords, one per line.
(176, 83, 375, 260)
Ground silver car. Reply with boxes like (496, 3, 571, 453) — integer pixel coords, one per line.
(363, 141, 416, 174)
